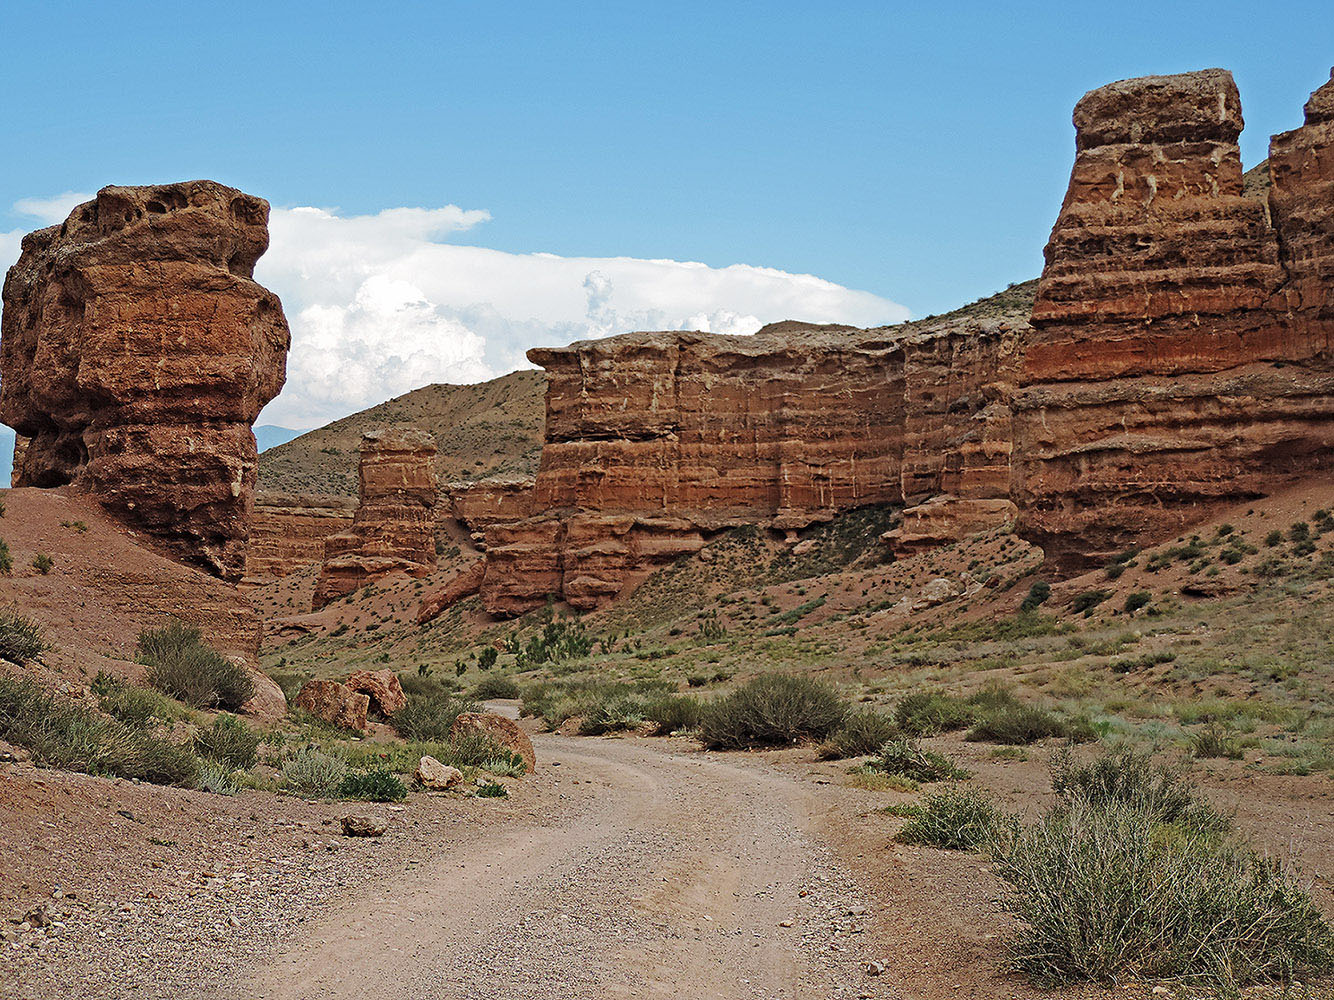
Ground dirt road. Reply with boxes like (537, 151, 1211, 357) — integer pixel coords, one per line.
(239, 736, 886, 1000)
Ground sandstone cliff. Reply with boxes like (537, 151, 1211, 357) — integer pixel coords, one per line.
(1013, 68, 1334, 567)
(312, 429, 439, 608)
(244, 492, 356, 581)
(0, 181, 290, 580)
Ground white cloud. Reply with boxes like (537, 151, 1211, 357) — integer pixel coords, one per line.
(258, 203, 909, 427)
(1, 193, 911, 429)
(14, 191, 91, 225)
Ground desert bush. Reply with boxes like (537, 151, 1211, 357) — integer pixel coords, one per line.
(698, 674, 846, 750)
(1122, 591, 1152, 614)
(91, 672, 182, 727)
(31, 554, 53, 575)
(871, 737, 967, 782)
(968, 702, 1071, 744)
(281, 746, 348, 796)
(578, 692, 648, 735)
(818, 708, 898, 759)
(476, 646, 499, 671)
(1192, 722, 1244, 760)
(0, 540, 11, 575)
(139, 622, 252, 710)
(0, 608, 47, 664)
(1019, 581, 1051, 612)
(992, 798, 1334, 991)
(482, 753, 526, 778)
(1071, 590, 1110, 614)
(894, 691, 974, 736)
(897, 787, 1006, 850)
(1051, 746, 1229, 833)
(197, 760, 240, 795)
(476, 779, 508, 798)
(0, 675, 198, 786)
(338, 767, 407, 802)
(472, 674, 520, 700)
(393, 694, 476, 742)
(643, 693, 702, 735)
(193, 713, 260, 770)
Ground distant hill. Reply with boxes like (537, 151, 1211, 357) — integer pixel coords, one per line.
(257, 369, 548, 497)
(255, 425, 302, 452)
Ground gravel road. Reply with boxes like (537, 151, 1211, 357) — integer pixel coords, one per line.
(236, 735, 888, 1000)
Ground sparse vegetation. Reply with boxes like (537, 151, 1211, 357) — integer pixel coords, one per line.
(393, 694, 476, 742)
(819, 708, 898, 759)
(31, 553, 53, 574)
(139, 622, 253, 710)
(338, 768, 407, 802)
(897, 787, 1005, 851)
(192, 713, 260, 770)
(281, 746, 348, 797)
(0, 608, 48, 664)
(698, 675, 846, 750)
(90, 672, 182, 727)
(869, 737, 967, 782)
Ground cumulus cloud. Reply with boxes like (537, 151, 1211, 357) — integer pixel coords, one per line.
(257, 203, 909, 427)
(1, 192, 910, 429)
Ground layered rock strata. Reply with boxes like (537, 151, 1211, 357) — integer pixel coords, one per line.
(244, 492, 356, 581)
(0, 182, 290, 580)
(479, 320, 1023, 615)
(312, 430, 439, 608)
(1013, 69, 1334, 567)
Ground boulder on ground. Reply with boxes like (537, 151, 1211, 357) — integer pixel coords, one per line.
(345, 668, 406, 716)
(294, 679, 369, 732)
(415, 755, 463, 790)
(451, 712, 535, 773)
(239, 666, 287, 722)
(340, 813, 388, 837)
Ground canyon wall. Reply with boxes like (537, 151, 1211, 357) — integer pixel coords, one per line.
(312, 430, 439, 608)
(478, 319, 1023, 615)
(244, 493, 356, 581)
(1013, 68, 1334, 567)
(0, 181, 290, 580)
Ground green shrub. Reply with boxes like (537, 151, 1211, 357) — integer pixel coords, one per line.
(281, 746, 348, 797)
(698, 674, 846, 750)
(578, 692, 648, 735)
(139, 622, 252, 710)
(1265, 530, 1285, 547)
(477, 646, 499, 671)
(197, 760, 240, 796)
(897, 787, 1005, 850)
(472, 674, 520, 700)
(1071, 590, 1110, 615)
(1192, 723, 1244, 760)
(482, 753, 526, 778)
(1019, 581, 1051, 612)
(1051, 746, 1229, 833)
(818, 708, 898, 759)
(339, 768, 407, 802)
(992, 799, 1334, 991)
(31, 554, 53, 575)
(0, 608, 47, 664)
(0, 675, 198, 786)
(476, 779, 508, 798)
(0, 539, 11, 575)
(643, 693, 702, 735)
(1122, 591, 1151, 614)
(393, 694, 476, 742)
(871, 737, 967, 782)
(894, 691, 974, 736)
(193, 713, 260, 770)
(90, 672, 181, 726)
(968, 702, 1071, 745)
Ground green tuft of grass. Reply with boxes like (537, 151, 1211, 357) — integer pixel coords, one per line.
(698, 674, 846, 750)
(139, 622, 253, 711)
(897, 787, 1006, 851)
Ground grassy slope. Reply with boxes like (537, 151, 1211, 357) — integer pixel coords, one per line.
(258, 369, 547, 496)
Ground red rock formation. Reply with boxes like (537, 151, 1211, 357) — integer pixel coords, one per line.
(446, 476, 536, 535)
(345, 668, 407, 717)
(1014, 69, 1334, 567)
(480, 319, 1022, 615)
(0, 182, 290, 580)
(451, 712, 536, 772)
(293, 679, 369, 732)
(312, 429, 439, 608)
(244, 492, 356, 582)
(416, 557, 487, 624)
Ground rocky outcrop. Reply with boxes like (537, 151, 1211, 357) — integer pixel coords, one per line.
(345, 668, 407, 717)
(479, 319, 1022, 614)
(1013, 69, 1334, 568)
(0, 182, 290, 580)
(312, 430, 439, 608)
(416, 557, 487, 624)
(294, 679, 369, 732)
(244, 492, 356, 581)
(452, 712, 535, 772)
(446, 476, 535, 542)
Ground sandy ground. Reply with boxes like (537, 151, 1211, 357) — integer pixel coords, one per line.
(4, 733, 1332, 1000)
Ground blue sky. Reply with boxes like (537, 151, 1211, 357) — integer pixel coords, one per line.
(2, 1, 1333, 427)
